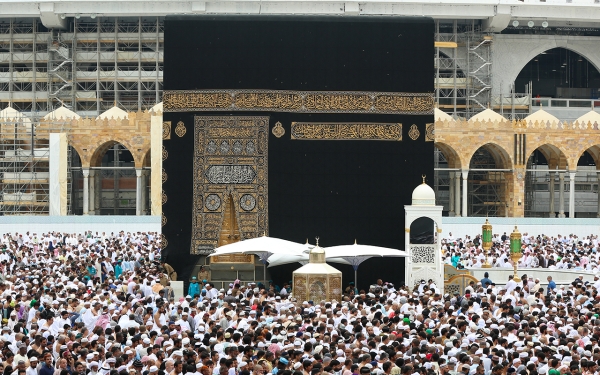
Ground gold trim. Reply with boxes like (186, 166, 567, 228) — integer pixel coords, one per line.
(191, 116, 269, 255)
(175, 121, 187, 137)
(290, 122, 402, 141)
(211, 254, 254, 263)
(408, 124, 420, 140)
(162, 213, 167, 227)
(425, 123, 435, 142)
(162, 168, 167, 183)
(437, 228, 443, 233)
(163, 89, 434, 115)
(161, 234, 168, 249)
(162, 192, 167, 205)
(272, 122, 285, 138)
(162, 146, 168, 161)
(162, 121, 171, 140)
(405, 228, 410, 232)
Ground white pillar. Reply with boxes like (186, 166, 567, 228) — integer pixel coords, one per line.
(462, 170, 469, 217)
(150, 115, 162, 216)
(95, 170, 102, 213)
(49, 133, 68, 216)
(548, 172, 555, 218)
(405, 223, 411, 288)
(449, 173, 455, 216)
(455, 171, 461, 217)
(88, 170, 96, 215)
(136, 168, 142, 216)
(83, 168, 90, 215)
(558, 173, 565, 218)
(569, 171, 576, 218)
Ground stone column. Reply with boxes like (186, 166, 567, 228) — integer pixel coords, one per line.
(569, 171, 576, 218)
(558, 173, 565, 218)
(88, 170, 96, 215)
(449, 173, 455, 216)
(548, 172, 555, 218)
(136, 168, 143, 216)
(462, 170, 469, 217)
(82, 168, 90, 215)
(455, 171, 461, 217)
(95, 170, 102, 213)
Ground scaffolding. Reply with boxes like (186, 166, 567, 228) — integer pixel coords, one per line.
(0, 115, 73, 215)
(0, 17, 163, 120)
(524, 154, 538, 217)
(465, 27, 492, 118)
(48, 30, 74, 110)
(468, 148, 505, 217)
(434, 146, 450, 213)
(435, 20, 491, 118)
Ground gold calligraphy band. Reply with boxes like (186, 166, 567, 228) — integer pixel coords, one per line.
(163, 89, 434, 115)
(290, 122, 402, 141)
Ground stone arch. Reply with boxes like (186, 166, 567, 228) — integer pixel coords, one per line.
(89, 139, 134, 168)
(466, 142, 513, 171)
(467, 143, 513, 217)
(525, 143, 569, 170)
(410, 217, 435, 244)
(143, 148, 151, 167)
(435, 142, 462, 169)
(576, 144, 600, 170)
(492, 35, 600, 96)
(68, 143, 86, 167)
(524, 143, 570, 217)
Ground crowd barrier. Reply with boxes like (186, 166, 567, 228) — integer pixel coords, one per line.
(442, 217, 600, 239)
(0, 215, 161, 234)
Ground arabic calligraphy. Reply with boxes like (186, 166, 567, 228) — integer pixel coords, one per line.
(304, 94, 371, 111)
(205, 165, 257, 184)
(191, 116, 269, 255)
(163, 90, 433, 115)
(425, 123, 435, 142)
(164, 92, 233, 110)
(290, 123, 402, 141)
(206, 127, 255, 139)
(374, 95, 433, 113)
(235, 93, 302, 110)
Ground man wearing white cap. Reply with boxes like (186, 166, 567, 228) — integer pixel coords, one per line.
(26, 357, 38, 375)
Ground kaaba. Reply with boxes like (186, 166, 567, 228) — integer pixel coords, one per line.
(162, 15, 434, 287)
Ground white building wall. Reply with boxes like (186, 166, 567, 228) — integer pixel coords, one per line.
(491, 34, 600, 96)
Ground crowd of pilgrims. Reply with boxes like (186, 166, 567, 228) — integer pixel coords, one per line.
(442, 232, 600, 271)
(0, 231, 596, 375)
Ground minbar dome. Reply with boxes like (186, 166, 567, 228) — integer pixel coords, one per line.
(412, 180, 436, 206)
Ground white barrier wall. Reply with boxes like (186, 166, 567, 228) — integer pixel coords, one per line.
(442, 217, 600, 239)
(0, 216, 161, 234)
(468, 267, 597, 290)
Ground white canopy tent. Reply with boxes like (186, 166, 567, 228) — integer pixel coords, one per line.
(324, 242, 408, 288)
(208, 235, 305, 284)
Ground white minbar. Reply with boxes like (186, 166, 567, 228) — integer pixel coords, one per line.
(405, 179, 444, 291)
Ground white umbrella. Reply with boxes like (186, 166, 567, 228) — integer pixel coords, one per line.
(266, 240, 350, 267)
(266, 252, 351, 267)
(324, 241, 408, 289)
(265, 239, 314, 267)
(209, 235, 305, 284)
